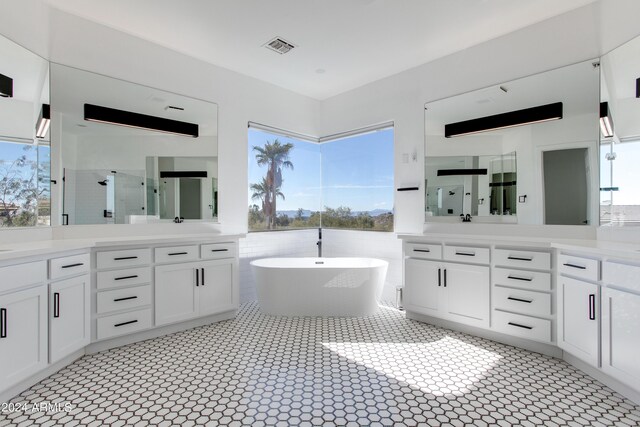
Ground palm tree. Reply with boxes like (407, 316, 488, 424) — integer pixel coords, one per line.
(249, 177, 285, 228)
(253, 140, 294, 229)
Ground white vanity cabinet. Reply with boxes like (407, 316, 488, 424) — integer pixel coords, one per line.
(601, 261, 640, 391)
(557, 253, 601, 367)
(48, 253, 90, 364)
(0, 261, 48, 390)
(404, 242, 490, 328)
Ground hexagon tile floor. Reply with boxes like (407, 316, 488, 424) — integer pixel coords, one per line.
(2, 302, 640, 427)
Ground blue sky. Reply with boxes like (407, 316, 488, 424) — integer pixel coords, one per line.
(247, 128, 394, 212)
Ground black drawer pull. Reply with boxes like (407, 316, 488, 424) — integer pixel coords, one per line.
(53, 292, 60, 318)
(507, 256, 533, 261)
(563, 263, 586, 270)
(507, 275, 533, 282)
(114, 296, 138, 302)
(211, 249, 228, 252)
(507, 296, 533, 304)
(115, 275, 138, 281)
(0, 308, 6, 338)
(414, 249, 430, 253)
(455, 251, 475, 257)
(168, 252, 188, 256)
(114, 320, 138, 327)
(61, 263, 84, 269)
(114, 256, 138, 261)
(508, 322, 533, 330)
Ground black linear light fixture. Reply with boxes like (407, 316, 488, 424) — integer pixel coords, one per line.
(35, 104, 50, 139)
(84, 104, 199, 138)
(599, 102, 614, 138)
(445, 102, 563, 138)
(437, 168, 488, 176)
(0, 73, 13, 98)
(160, 171, 208, 178)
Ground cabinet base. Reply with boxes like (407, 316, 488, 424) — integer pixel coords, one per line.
(406, 310, 562, 358)
(86, 310, 237, 354)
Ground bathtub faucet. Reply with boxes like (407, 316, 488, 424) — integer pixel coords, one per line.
(317, 227, 322, 258)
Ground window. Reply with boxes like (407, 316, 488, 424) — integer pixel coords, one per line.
(248, 124, 394, 232)
(0, 140, 50, 227)
(601, 139, 640, 225)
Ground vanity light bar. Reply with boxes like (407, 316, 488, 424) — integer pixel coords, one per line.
(0, 73, 12, 98)
(599, 102, 614, 138)
(160, 171, 207, 178)
(84, 104, 199, 138)
(35, 104, 50, 139)
(444, 102, 563, 138)
(437, 168, 487, 176)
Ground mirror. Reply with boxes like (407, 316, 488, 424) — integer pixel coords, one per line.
(0, 34, 50, 228)
(51, 64, 218, 225)
(425, 152, 516, 220)
(599, 35, 640, 225)
(425, 60, 599, 225)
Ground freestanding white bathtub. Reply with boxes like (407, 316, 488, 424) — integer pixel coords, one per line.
(251, 257, 388, 317)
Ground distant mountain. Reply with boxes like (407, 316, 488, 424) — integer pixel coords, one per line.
(277, 209, 392, 218)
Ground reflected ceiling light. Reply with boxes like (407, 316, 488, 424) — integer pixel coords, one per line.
(599, 102, 614, 138)
(437, 168, 487, 176)
(84, 104, 199, 138)
(0, 73, 13, 98)
(35, 104, 50, 139)
(444, 102, 563, 138)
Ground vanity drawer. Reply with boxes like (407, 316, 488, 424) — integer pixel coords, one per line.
(96, 308, 152, 341)
(492, 310, 551, 343)
(493, 267, 551, 292)
(602, 261, 640, 293)
(443, 246, 490, 265)
(406, 243, 442, 260)
(493, 249, 551, 271)
(97, 248, 151, 270)
(558, 254, 600, 281)
(0, 261, 47, 293)
(97, 267, 151, 290)
(97, 285, 152, 314)
(155, 245, 199, 263)
(49, 253, 90, 280)
(201, 242, 237, 260)
(493, 286, 551, 317)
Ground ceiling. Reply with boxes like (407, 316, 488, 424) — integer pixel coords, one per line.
(43, 0, 598, 100)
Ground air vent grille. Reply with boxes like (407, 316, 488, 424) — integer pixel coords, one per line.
(264, 37, 296, 54)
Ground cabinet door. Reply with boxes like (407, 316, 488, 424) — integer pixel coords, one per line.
(601, 288, 640, 390)
(404, 258, 441, 316)
(442, 262, 490, 328)
(49, 275, 90, 363)
(198, 260, 235, 316)
(558, 276, 599, 367)
(155, 262, 199, 326)
(0, 286, 47, 390)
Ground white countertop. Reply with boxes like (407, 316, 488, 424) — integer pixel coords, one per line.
(0, 233, 244, 262)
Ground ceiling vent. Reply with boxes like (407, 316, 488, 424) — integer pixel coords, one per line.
(264, 37, 296, 54)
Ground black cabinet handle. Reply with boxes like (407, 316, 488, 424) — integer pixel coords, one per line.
(115, 275, 138, 281)
(444, 269, 447, 287)
(563, 263, 586, 270)
(114, 296, 138, 302)
(508, 322, 532, 330)
(196, 268, 200, 287)
(114, 320, 138, 327)
(455, 251, 475, 257)
(61, 263, 84, 269)
(53, 292, 60, 318)
(438, 268, 441, 287)
(507, 296, 533, 304)
(168, 252, 188, 256)
(0, 308, 6, 338)
(507, 275, 533, 282)
(414, 249, 430, 253)
(201, 268, 205, 286)
(114, 256, 138, 261)
(507, 256, 533, 261)
(210, 249, 228, 252)
(588, 294, 596, 320)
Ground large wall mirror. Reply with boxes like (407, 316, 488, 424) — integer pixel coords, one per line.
(0, 34, 50, 228)
(51, 64, 218, 225)
(424, 59, 600, 225)
(600, 35, 640, 225)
